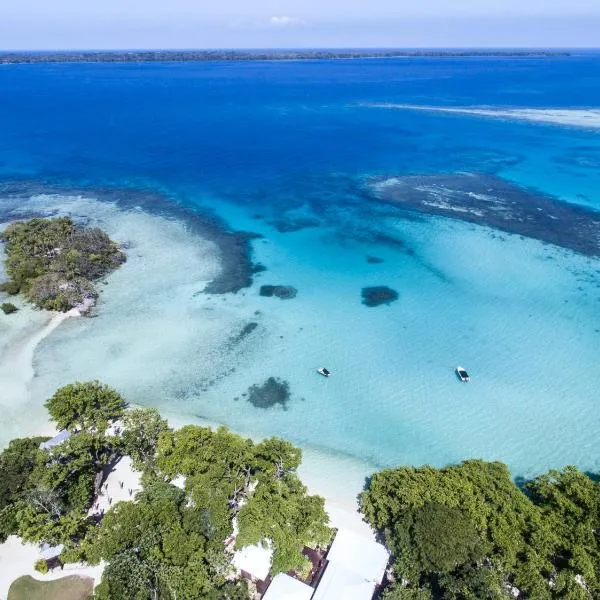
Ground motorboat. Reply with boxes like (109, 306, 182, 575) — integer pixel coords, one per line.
(317, 367, 331, 378)
(456, 366, 470, 382)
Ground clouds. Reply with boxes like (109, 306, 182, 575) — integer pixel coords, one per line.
(268, 16, 305, 28)
(227, 14, 306, 32)
(1, 0, 599, 49)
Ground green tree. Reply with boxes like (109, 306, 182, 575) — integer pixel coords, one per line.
(84, 479, 236, 600)
(381, 584, 434, 600)
(1, 302, 18, 314)
(0, 437, 47, 540)
(237, 476, 331, 575)
(45, 381, 127, 432)
(391, 503, 483, 576)
(121, 408, 169, 471)
(361, 461, 600, 600)
(439, 564, 507, 600)
(526, 466, 600, 598)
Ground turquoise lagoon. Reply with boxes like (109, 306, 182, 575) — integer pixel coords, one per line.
(0, 54, 599, 485)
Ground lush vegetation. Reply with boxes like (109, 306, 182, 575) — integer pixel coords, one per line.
(8, 575, 94, 600)
(361, 460, 600, 600)
(45, 381, 127, 433)
(0, 381, 331, 599)
(0, 217, 125, 311)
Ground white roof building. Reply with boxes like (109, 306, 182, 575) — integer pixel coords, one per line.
(311, 564, 375, 600)
(39, 429, 71, 451)
(232, 541, 273, 581)
(312, 529, 389, 600)
(262, 573, 314, 600)
(39, 542, 64, 561)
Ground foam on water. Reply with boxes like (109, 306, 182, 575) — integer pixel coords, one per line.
(366, 103, 600, 131)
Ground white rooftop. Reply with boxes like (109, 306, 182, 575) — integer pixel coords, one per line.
(39, 429, 71, 451)
(232, 541, 273, 581)
(262, 573, 313, 600)
(326, 528, 389, 584)
(311, 563, 375, 600)
(39, 542, 64, 561)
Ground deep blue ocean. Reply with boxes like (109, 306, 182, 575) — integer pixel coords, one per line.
(1, 53, 600, 482)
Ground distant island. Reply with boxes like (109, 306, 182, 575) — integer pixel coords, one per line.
(0, 50, 570, 65)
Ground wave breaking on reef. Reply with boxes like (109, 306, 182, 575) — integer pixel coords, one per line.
(364, 103, 600, 130)
(367, 172, 600, 257)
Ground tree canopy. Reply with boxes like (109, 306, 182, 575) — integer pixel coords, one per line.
(156, 427, 332, 576)
(0, 382, 331, 600)
(121, 408, 168, 472)
(0, 216, 125, 311)
(0, 437, 47, 541)
(45, 381, 127, 433)
(361, 460, 600, 600)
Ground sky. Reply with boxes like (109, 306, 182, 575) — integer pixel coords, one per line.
(1, 0, 599, 50)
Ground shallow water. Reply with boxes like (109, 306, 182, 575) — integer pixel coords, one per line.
(1, 54, 600, 483)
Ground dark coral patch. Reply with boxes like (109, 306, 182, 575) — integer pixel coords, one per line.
(252, 263, 267, 274)
(361, 286, 398, 307)
(366, 256, 384, 264)
(269, 217, 321, 233)
(259, 285, 298, 300)
(246, 377, 291, 409)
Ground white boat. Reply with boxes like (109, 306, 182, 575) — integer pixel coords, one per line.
(456, 366, 470, 382)
(317, 367, 331, 378)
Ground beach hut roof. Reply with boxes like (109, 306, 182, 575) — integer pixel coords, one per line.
(232, 541, 272, 581)
(39, 542, 64, 560)
(262, 573, 313, 600)
(311, 562, 376, 600)
(326, 529, 389, 584)
(39, 430, 71, 451)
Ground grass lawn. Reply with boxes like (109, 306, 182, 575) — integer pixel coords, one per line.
(8, 575, 93, 600)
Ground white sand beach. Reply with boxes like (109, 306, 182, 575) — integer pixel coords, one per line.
(366, 103, 600, 130)
(0, 302, 84, 444)
(0, 308, 80, 403)
(299, 447, 378, 541)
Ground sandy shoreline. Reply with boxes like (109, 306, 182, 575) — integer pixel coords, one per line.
(0, 308, 79, 407)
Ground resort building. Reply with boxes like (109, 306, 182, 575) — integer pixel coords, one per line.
(39, 429, 71, 451)
(312, 529, 389, 600)
(39, 542, 64, 570)
(261, 574, 314, 600)
(232, 541, 273, 591)
(235, 528, 389, 600)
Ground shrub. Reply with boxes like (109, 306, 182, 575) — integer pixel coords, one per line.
(34, 559, 49, 574)
(1, 302, 18, 314)
(0, 280, 20, 295)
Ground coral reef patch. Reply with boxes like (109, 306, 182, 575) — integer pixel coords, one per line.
(259, 285, 298, 300)
(246, 377, 291, 409)
(361, 286, 399, 307)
